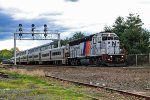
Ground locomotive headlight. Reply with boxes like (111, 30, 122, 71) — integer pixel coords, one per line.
(110, 56, 112, 58)
(121, 56, 124, 58)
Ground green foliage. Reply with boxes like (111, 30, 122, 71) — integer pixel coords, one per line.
(71, 32, 85, 40)
(53, 32, 85, 47)
(0, 49, 13, 62)
(104, 25, 113, 32)
(52, 40, 59, 48)
(61, 37, 70, 46)
(0, 47, 20, 62)
(61, 32, 85, 46)
(10, 47, 20, 54)
(0, 70, 91, 99)
(104, 13, 150, 54)
(112, 16, 126, 38)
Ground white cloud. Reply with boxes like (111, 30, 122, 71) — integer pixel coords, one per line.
(0, 0, 150, 29)
(0, 0, 65, 19)
(0, 0, 150, 50)
(0, 39, 14, 50)
(0, 39, 51, 51)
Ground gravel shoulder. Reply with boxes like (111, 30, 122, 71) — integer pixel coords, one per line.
(2, 64, 150, 97)
(31, 66, 150, 96)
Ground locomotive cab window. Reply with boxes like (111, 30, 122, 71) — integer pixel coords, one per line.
(108, 37, 113, 40)
(102, 37, 107, 41)
(114, 37, 119, 40)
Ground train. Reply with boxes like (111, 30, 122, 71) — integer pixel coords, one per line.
(4, 32, 127, 66)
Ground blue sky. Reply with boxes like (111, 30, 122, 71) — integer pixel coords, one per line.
(0, 0, 150, 50)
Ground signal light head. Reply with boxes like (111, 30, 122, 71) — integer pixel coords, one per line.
(31, 24, 35, 33)
(31, 24, 35, 27)
(44, 24, 47, 27)
(44, 24, 48, 33)
(19, 24, 23, 32)
(19, 24, 22, 27)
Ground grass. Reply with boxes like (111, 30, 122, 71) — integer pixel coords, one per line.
(0, 67, 144, 100)
(0, 68, 92, 100)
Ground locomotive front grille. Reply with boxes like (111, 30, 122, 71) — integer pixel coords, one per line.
(107, 55, 125, 64)
(115, 58, 120, 62)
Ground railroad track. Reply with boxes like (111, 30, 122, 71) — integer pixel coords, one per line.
(2, 64, 150, 99)
(0, 71, 8, 78)
(45, 73, 150, 100)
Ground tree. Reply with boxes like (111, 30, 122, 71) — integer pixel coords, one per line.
(112, 16, 126, 38)
(137, 29, 150, 53)
(0, 49, 13, 62)
(51, 40, 59, 48)
(122, 14, 149, 54)
(105, 13, 150, 54)
(10, 47, 20, 54)
(52, 37, 71, 48)
(0, 48, 20, 62)
(71, 32, 85, 40)
(104, 25, 113, 32)
(61, 37, 70, 46)
(52, 32, 85, 47)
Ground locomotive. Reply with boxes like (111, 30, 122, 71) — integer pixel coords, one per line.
(6, 32, 126, 66)
(67, 32, 126, 66)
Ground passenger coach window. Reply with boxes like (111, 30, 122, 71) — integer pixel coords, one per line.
(42, 53, 49, 57)
(34, 55, 38, 58)
(29, 56, 32, 58)
(52, 52, 61, 56)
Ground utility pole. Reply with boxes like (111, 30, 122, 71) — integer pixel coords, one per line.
(14, 32, 16, 65)
(58, 33, 61, 47)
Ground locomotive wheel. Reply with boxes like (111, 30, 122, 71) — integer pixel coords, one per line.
(70, 59, 79, 66)
(89, 58, 95, 65)
(66, 59, 69, 65)
(75, 59, 79, 66)
(70, 59, 75, 66)
(95, 59, 102, 66)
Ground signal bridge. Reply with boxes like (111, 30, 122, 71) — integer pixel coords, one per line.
(15, 31, 60, 40)
(14, 24, 61, 65)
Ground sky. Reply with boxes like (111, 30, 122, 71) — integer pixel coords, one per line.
(0, 0, 150, 50)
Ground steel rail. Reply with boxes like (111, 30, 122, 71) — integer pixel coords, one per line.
(3, 64, 150, 99)
(45, 74, 99, 100)
(0, 72, 8, 78)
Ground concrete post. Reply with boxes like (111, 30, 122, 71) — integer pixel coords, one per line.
(135, 54, 137, 66)
(149, 53, 150, 64)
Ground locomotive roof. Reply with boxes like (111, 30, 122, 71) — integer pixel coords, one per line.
(69, 32, 118, 46)
(69, 34, 95, 46)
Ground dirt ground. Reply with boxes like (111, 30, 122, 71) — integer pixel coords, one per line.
(2, 64, 150, 97)
(28, 65, 150, 96)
